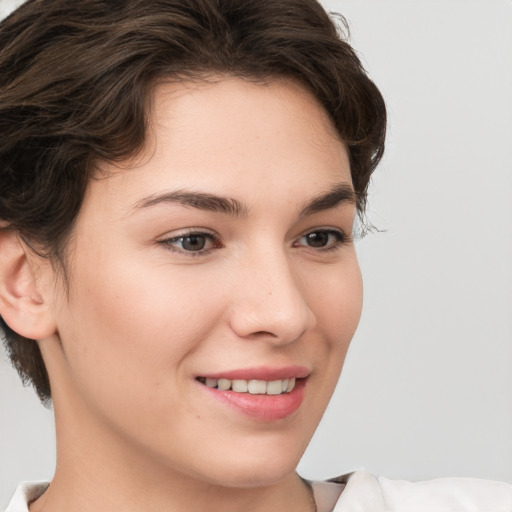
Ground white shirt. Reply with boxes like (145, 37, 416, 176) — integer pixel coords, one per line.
(4, 471, 512, 512)
(312, 471, 512, 511)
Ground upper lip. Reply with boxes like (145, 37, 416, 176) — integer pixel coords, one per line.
(197, 365, 310, 381)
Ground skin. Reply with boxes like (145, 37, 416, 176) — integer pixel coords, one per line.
(5, 78, 363, 512)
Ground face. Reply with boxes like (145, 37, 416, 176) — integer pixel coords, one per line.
(42, 77, 362, 488)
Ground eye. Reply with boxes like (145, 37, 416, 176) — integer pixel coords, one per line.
(295, 229, 348, 251)
(159, 231, 221, 255)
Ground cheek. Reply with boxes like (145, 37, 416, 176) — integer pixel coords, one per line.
(306, 257, 363, 392)
(311, 258, 363, 343)
(293, 259, 362, 438)
(56, 258, 225, 401)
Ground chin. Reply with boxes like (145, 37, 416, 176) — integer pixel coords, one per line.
(197, 418, 318, 488)
(210, 460, 300, 489)
(196, 441, 307, 489)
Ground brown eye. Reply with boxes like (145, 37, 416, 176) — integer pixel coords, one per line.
(160, 231, 221, 255)
(305, 231, 330, 247)
(296, 229, 347, 251)
(180, 235, 206, 251)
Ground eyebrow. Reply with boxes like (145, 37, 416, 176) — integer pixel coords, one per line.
(134, 183, 356, 217)
(135, 190, 248, 217)
(299, 183, 357, 216)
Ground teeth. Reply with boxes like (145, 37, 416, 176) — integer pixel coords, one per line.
(266, 380, 283, 395)
(199, 377, 299, 395)
(232, 379, 248, 392)
(248, 379, 267, 394)
(217, 378, 231, 391)
(205, 378, 218, 388)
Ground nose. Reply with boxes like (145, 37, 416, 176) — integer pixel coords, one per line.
(227, 248, 316, 345)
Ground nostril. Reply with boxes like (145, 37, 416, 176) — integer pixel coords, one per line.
(251, 331, 277, 337)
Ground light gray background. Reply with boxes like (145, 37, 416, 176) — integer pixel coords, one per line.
(1, 0, 511, 507)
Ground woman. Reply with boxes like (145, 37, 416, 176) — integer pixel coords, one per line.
(0, 1, 511, 511)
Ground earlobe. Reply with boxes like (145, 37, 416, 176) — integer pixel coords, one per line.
(0, 228, 57, 340)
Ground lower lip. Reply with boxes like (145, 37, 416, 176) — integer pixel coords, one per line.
(200, 379, 307, 421)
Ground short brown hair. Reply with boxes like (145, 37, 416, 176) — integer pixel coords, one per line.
(0, 0, 386, 404)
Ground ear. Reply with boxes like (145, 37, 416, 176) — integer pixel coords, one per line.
(0, 228, 57, 340)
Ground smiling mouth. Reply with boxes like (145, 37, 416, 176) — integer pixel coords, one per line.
(196, 377, 297, 395)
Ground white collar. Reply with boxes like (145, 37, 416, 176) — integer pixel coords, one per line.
(4, 482, 48, 512)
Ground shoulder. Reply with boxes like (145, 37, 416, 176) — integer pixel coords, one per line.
(3, 482, 48, 512)
(312, 471, 512, 512)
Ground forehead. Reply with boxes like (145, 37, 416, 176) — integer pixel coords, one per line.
(89, 77, 351, 215)
(150, 76, 340, 140)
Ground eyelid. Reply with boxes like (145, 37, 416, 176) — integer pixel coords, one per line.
(293, 227, 352, 251)
(157, 228, 223, 255)
(156, 226, 351, 256)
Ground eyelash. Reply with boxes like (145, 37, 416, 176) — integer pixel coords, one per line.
(158, 228, 350, 256)
(294, 229, 351, 252)
(158, 230, 222, 257)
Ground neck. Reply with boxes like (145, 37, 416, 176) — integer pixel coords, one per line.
(31, 464, 313, 512)
(30, 404, 314, 512)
